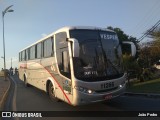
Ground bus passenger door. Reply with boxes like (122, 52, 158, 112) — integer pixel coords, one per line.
(55, 32, 72, 103)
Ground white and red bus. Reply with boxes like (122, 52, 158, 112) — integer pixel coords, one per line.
(19, 26, 126, 106)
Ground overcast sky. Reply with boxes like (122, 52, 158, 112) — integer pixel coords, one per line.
(0, 0, 160, 69)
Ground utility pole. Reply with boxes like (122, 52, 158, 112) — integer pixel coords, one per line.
(2, 5, 14, 80)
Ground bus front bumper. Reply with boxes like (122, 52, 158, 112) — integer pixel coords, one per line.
(72, 83, 126, 106)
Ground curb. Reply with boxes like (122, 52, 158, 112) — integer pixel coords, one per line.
(0, 77, 11, 111)
(124, 92, 160, 99)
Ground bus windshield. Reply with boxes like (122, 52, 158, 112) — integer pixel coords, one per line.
(70, 29, 124, 82)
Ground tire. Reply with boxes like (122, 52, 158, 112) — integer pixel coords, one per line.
(48, 82, 60, 102)
(24, 76, 29, 87)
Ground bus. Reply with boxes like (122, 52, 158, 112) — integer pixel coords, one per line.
(19, 26, 126, 106)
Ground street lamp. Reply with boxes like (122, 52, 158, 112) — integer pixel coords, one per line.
(2, 5, 14, 80)
(2, 5, 14, 70)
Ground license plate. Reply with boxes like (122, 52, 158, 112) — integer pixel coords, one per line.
(104, 94, 112, 100)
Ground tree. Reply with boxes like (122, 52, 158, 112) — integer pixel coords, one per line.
(107, 26, 137, 43)
(146, 26, 160, 41)
(141, 27, 160, 65)
(135, 27, 160, 81)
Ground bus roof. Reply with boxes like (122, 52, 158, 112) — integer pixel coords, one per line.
(54, 26, 114, 34)
(19, 26, 115, 52)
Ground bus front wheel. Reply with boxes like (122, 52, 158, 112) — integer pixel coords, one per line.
(48, 82, 59, 102)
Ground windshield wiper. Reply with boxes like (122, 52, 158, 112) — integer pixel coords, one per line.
(97, 33, 120, 75)
(105, 58, 120, 74)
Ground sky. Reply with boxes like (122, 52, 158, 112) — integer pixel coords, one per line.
(0, 0, 160, 69)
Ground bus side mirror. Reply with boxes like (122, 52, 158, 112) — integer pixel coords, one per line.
(67, 38, 79, 57)
(122, 41, 137, 57)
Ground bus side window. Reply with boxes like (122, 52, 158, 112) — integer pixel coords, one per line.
(43, 37, 53, 58)
(42, 41, 44, 58)
(51, 37, 54, 56)
(35, 44, 37, 59)
(37, 43, 42, 58)
(22, 50, 26, 61)
(28, 48, 30, 60)
(25, 50, 27, 60)
(19, 52, 21, 61)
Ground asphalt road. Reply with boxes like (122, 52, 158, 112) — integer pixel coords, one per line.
(3, 75, 160, 120)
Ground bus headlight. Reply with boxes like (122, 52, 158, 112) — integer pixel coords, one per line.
(119, 81, 126, 88)
(74, 86, 94, 94)
(87, 89, 93, 94)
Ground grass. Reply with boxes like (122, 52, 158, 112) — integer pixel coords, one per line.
(126, 78, 160, 94)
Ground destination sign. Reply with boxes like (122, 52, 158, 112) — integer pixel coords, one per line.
(100, 34, 118, 40)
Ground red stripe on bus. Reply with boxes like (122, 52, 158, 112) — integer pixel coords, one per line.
(45, 68, 72, 104)
(21, 62, 72, 105)
(41, 65, 72, 105)
(20, 66, 27, 69)
(20, 63, 27, 69)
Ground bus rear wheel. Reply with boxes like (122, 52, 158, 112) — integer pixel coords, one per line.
(24, 76, 29, 87)
(48, 82, 59, 102)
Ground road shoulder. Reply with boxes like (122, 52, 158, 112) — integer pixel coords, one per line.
(0, 77, 11, 111)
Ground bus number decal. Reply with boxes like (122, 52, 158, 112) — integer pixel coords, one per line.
(101, 82, 114, 89)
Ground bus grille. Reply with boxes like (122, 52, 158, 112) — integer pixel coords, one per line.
(95, 87, 118, 93)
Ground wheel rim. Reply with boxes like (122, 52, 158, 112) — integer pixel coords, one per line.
(50, 83, 55, 97)
(51, 86, 54, 95)
(24, 77, 27, 86)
